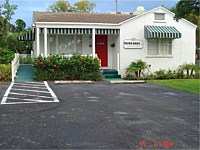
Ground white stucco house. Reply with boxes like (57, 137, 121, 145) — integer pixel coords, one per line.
(19, 6, 197, 77)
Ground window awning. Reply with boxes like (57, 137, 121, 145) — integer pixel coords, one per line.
(18, 29, 35, 41)
(144, 25, 181, 39)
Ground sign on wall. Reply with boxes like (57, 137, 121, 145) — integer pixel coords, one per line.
(123, 39, 143, 49)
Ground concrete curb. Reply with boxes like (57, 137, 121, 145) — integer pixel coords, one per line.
(54, 80, 95, 84)
(109, 80, 146, 84)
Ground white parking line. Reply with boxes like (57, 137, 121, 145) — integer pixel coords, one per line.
(13, 85, 47, 89)
(14, 83, 46, 87)
(1, 82, 14, 104)
(1, 81, 59, 105)
(9, 92, 53, 99)
(44, 81, 59, 102)
(11, 88, 50, 93)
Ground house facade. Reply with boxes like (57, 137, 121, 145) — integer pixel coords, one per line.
(20, 6, 197, 77)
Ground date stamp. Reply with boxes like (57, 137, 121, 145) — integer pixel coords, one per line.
(139, 140, 174, 149)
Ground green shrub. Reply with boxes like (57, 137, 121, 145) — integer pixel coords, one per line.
(33, 54, 102, 81)
(179, 63, 199, 78)
(19, 55, 33, 64)
(126, 59, 151, 78)
(0, 48, 14, 64)
(0, 64, 11, 81)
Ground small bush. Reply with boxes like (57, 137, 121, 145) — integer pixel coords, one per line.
(125, 59, 151, 78)
(33, 54, 102, 81)
(19, 55, 33, 64)
(0, 48, 14, 64)
(0, 64, 11, 81)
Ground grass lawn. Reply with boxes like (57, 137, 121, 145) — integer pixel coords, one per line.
(147, 79, 200, 95)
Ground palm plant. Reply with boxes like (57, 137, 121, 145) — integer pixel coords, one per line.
(126, 59, 150, 78)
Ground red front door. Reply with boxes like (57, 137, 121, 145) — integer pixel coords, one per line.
(95, 35, 108, 67)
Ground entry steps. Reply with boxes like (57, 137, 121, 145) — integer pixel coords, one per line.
(101, 69, 121, 79)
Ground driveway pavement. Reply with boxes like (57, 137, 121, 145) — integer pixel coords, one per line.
(0, 82, 199, 149)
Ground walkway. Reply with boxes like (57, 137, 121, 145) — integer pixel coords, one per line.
(15, 65, 34, 82)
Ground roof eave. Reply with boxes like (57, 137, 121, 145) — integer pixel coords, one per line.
(34, 22, 120, 26)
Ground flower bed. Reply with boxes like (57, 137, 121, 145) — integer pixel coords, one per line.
(33, 54, 102, 81)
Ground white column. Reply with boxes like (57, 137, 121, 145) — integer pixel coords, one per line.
(44, 28, 48, 57)
(56, 35, 58, 54)
(36, 27, 40, 56)
(92, 28, 95, 56)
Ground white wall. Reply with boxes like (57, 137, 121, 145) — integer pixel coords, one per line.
(119, 7, 196, 77)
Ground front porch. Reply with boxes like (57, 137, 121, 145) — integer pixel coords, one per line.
(30, 28, 121, 71)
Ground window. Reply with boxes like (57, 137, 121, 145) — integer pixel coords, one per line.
(58, 35, 82, 55)
(49, 35, 56, 54)
(76, 35, 82, 54)
(58, 35, 74, 54)
(147, 39, 172, 56)
(154, 13, 165, 20)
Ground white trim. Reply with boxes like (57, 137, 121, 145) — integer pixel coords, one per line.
(92, 28, 96, 56)
(36, 27, 40, 56)
(44, 27, 48, 57)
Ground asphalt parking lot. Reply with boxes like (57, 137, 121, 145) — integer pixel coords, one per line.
(0, 82, 199, 149)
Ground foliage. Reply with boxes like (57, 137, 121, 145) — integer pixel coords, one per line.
(124, 62, 199, 80)
(46, 0, 96, 13)
(74, 0, 96, 13)
(126, 59, 150, 78)
(147, 79, 200, 95)
(0, 64, 11, 81)
(0, 47, 14, 64)
(1, 0, 17, 21)
(47, 0, 71, 12)
(15, 19, 26, 32)
(19, 55, 33, 64)
(171, 0, 199, 47)
(33, 54, 102, 81)
(179, 63, 199, 78)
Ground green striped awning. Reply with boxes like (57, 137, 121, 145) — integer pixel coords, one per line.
(40, 28, 120, 35)
(47, 28, 92, 34)
(95, 29, 120, 35)
(144, 25, 181, 39)
(18, 29, 35, 41)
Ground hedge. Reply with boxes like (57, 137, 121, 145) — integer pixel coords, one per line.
(0, 64, 11, 81)
(33, 54, 102, 81)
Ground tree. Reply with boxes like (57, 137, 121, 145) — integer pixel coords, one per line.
(171, 0, 199, 47)
(47, 0, 71, 12)
(47, 0, 96, 13)
(15, 19, 26, 32)
(74, 0, 96, 13)
(1, 0, 17, 21)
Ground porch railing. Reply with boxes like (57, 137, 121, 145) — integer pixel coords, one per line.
(11, 53, 20, 81)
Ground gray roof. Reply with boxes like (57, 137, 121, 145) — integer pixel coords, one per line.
(33, 12, 136, 24)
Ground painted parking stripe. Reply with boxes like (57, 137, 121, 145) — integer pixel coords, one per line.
(12, 85, 48, 89)
(1, 81, 59, 105)
(1, 82, 14, 104)
(44, 81, 59, 102)
(9, 92, 53, 99)
(11, 88, 50, 93)
(6, 97, 54, 103)
(14, 83, 46, 87)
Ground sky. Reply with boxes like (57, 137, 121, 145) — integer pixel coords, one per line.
(2, 0, 180, 27)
